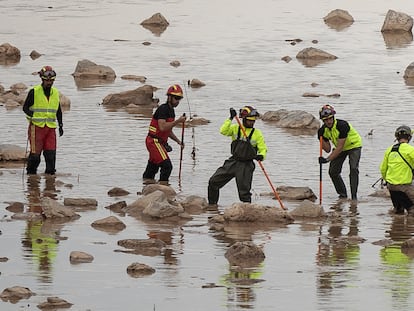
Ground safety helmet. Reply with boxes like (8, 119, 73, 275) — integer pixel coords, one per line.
(239, 106, 260, 120)
(166, 84, 183, 97)
(38, 66, 56, 80)
(395, 125, 412, 140)
(319, 104, 336, 120)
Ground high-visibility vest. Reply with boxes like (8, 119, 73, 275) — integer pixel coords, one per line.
(29, 85, 60, 128)
(321, 119, 362, 151)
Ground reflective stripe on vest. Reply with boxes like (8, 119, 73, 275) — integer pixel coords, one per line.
(29, 85, 60, 128)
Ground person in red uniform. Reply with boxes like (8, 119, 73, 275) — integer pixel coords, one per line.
(23, 66, 63, 175)
(142, 84, 187, 185)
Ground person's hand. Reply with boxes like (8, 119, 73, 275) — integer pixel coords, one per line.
(179, 141, 185, 149)
(229, 108, 237, 120)
(59, 126, 64, 137)
(255, 155, 264, 161)
(319, 156, 329, 164)
(177, 114, 186, 124)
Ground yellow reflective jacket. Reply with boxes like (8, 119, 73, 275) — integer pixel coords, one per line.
(380, 142, 414, 185)
(321, 118, 362, 151)
(29, 85, 60, 128)
(220, 119, 267, 159)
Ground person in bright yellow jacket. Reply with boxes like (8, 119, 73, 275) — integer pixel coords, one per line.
(208, 106, 267, 206)
(23, 66, 63, 175)
(380, 125, 414, 215)
(318, 104, 362, 201)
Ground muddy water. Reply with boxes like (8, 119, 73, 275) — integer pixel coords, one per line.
(2, 0, 414, 310)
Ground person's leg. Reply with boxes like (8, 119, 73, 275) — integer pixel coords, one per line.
(208, 159, 236, 204)
(348, 147, 361, 200)
(389, 189, 411, 214)
(143, 136, 166, 181)
(159, 159, 173, 183)
(43, 150, 56, 175)
(142, 160, 159, 180)
(329, 152, 347, 198)
(235, 161, 255, 202)
(26, 124, 44, 175)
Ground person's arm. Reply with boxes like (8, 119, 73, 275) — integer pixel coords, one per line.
(56, 104, 63, 127)
(22, 89, 35, 117)
(318, 126, 331, 152)
(255, 129, 267, 161)
(327, 120, 350, 161)
(158, 115, 186, 132)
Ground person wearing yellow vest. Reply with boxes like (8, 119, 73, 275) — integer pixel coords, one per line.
(208, 106, 267, 206)
(23, 66, 63, 175)
(318, 104, 362, 201)
(380, 125, 414, 215)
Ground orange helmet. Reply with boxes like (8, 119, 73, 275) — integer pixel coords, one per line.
(38, 66, 56, 80)
(239, 106, 260, 120)
(166, 84, 183, 97)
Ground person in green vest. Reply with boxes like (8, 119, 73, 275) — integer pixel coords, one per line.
(380, 125, 414, 215)
(208, 106, 267, 206)
(318, 104, 362, 201)
(23, 66, 63, 175)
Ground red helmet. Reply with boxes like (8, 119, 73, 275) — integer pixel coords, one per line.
(38, 66, 56, 80)
(319, 104, 336, 120)
(239, 106, 260, 120)
(166, 84, 183, 97)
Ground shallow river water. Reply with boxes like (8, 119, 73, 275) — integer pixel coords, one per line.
(2, 0, 414, 310)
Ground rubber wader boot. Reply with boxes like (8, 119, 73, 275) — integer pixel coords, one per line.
(44, 150, 56, 175)
(26, 153, 41, 175)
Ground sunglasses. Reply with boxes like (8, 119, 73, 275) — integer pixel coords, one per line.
(172, 95, 183, 100)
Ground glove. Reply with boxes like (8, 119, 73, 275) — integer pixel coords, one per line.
(59, 126, 64, 137)
(319, 156, 329, 164)
(164, 143, 172, 152)
(255, 155, 264, 161)
(229, 108, 237, 120)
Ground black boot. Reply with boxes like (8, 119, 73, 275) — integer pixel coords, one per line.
(26, 153, 41, 175)
(143, 160, 159, 180)
(43, 150, 56, 175)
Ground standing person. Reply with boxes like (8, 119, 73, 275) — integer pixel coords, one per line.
(380, 125, 414, 215)
(318, 104, 362, 201)
(208, 106, 267, 206)
(142, 84, 187, 185)
(23, 66, 63, 175)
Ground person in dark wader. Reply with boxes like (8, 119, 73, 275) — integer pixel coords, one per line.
(23, 66, 64, 175)
(380, 125, 414, 215)
(318, 104, 362, 201)
(142, 84, 187, 185)
(208, 106, 267, 207)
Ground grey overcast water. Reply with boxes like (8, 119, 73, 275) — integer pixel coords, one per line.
(2, 0, 414, 310)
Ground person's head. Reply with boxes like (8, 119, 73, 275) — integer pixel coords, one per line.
(166, 84, 183, 107)
(239, 105, 259, 128)
(38, 66, 56, 88)
(395, 125, 412, 142)
(319, 104, 336, 128)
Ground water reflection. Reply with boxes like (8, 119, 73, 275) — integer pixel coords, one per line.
(21, 220, 59, 283)
(382, 32, 413, 49)
(316, 202, 361, 296)
(21, 174, 62, 282)
(221, 265, 264, 310)
(380, 215, 414, 308)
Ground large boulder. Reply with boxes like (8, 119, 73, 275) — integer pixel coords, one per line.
(0, 144, 27, 161)
(261, 109, 320, 131)
(296, 47, 337, 67)
(381, 10, 413, 32)
(0, 43, 21, 65)
(140, 13, 169, 36)
(72, 59, 116, 88)
(324, 9, 354, 30)
(101, 85, 157, 108)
